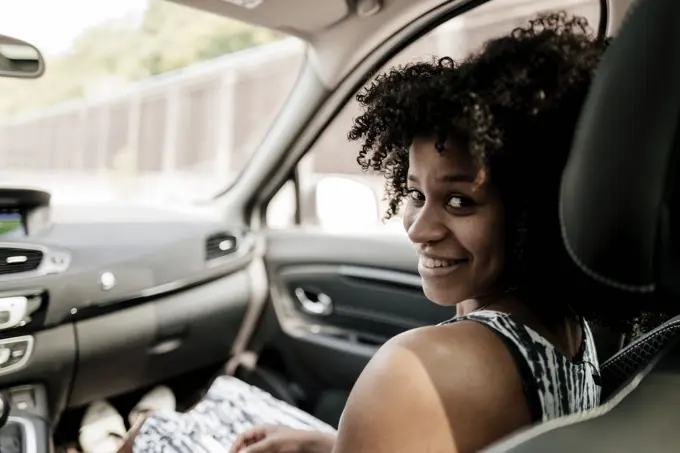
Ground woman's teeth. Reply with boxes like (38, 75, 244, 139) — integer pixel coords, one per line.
(420, 257, 465, 268)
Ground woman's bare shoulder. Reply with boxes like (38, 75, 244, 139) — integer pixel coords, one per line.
(332, 321, 532, 453)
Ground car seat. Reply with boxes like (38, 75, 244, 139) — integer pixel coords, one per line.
(480, 0, 680, 451)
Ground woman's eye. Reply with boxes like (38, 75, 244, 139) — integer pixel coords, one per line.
(447, 195, 473, 209)
(407, 189, 424, 202)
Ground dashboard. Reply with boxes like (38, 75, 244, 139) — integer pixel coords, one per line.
(0, 188, 255, 420)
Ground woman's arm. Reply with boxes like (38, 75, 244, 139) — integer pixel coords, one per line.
(332, 321, 532, 453)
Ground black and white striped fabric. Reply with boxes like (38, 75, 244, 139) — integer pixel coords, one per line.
(133, 310, 600, 452)
(440, 310, 601, 421)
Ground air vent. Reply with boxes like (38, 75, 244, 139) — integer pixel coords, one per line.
(206, 233, 238, 261)
(0, 248, 43, 275)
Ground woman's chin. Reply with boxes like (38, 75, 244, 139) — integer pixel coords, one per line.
(423, 286, 464, 307)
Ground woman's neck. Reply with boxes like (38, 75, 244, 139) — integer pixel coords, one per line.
(456, 299, 494, 317)
(455, 292, 513, 317)
(455, 285, 526, 317)
(479, 295, 584, 360)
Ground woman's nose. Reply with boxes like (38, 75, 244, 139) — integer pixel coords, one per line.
(405, 205, 448, 244)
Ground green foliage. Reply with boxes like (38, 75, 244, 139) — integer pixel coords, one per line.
(0, 0, 282, 118)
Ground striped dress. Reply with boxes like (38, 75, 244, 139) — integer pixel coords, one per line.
(133, 310, 600, 452)
(440, 310, 601, 421)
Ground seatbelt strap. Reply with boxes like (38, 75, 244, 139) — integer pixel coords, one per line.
(224, 235, 269, 376)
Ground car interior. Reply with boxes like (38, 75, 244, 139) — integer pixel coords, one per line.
(0, 0, 678, 452)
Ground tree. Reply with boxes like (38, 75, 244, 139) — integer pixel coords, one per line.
(0, 0, 282, 118)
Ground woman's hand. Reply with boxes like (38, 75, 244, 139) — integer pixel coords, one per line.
(229, 425, 335, 453)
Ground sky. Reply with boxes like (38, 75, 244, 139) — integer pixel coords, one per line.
(0, 0, 148, 56)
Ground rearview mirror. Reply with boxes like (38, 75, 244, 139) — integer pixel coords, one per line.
(315, 176, 379, 230)
(0, 34, 44, 79)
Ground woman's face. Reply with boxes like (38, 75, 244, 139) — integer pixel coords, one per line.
(403, 137, 506, 306)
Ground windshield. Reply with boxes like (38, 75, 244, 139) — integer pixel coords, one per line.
(0, 0, 303, 206)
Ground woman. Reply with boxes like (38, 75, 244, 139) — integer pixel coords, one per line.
(83, 12, 615, 453)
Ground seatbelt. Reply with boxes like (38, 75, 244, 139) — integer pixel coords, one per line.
(224, 235, 269, 376)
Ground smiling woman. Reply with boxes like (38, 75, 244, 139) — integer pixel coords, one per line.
(110, 10, 612, 453)
(332, 11, 608, 452)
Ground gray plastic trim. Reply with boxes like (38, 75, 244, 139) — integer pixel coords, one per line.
(0, 336, 34, 377)
(7, 416, 37, 453)
(0, 242, 71, 282)
(68, 234, 256, 322)
(338, 265, 422, 289)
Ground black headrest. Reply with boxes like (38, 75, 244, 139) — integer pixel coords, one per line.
(560, 0, 680, 298)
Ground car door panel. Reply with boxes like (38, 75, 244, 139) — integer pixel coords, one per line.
(259, 228, 454, 404)
(265, 229, 420, 272)
(279, 264, 446, 338)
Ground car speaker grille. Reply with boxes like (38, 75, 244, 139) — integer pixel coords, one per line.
(0, 248, 43, 275)
(205, 233, 238, 261)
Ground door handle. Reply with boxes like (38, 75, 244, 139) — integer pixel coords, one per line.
(148, 338, 183, 355)
(294, 288, 333, 316)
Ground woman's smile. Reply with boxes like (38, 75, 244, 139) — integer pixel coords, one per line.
(418, 254, 469, 278)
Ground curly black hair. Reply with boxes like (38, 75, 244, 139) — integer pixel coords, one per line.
(348, 12, 669, 333)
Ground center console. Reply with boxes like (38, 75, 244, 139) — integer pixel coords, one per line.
(0, 385, 51, 453)
(0, 189, 55, 452)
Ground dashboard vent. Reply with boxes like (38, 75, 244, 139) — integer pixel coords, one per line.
(206, 233, 238, 261)
(0, 248, 43, 275)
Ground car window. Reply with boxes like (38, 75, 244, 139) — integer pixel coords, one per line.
(0, 0, 304, 206)
(266, 0, 601, 232)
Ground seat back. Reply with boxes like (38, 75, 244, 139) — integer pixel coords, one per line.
(600, 315, 680, 401)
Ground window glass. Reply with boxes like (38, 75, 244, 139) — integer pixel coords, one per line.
(0, 0, 304, 206)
